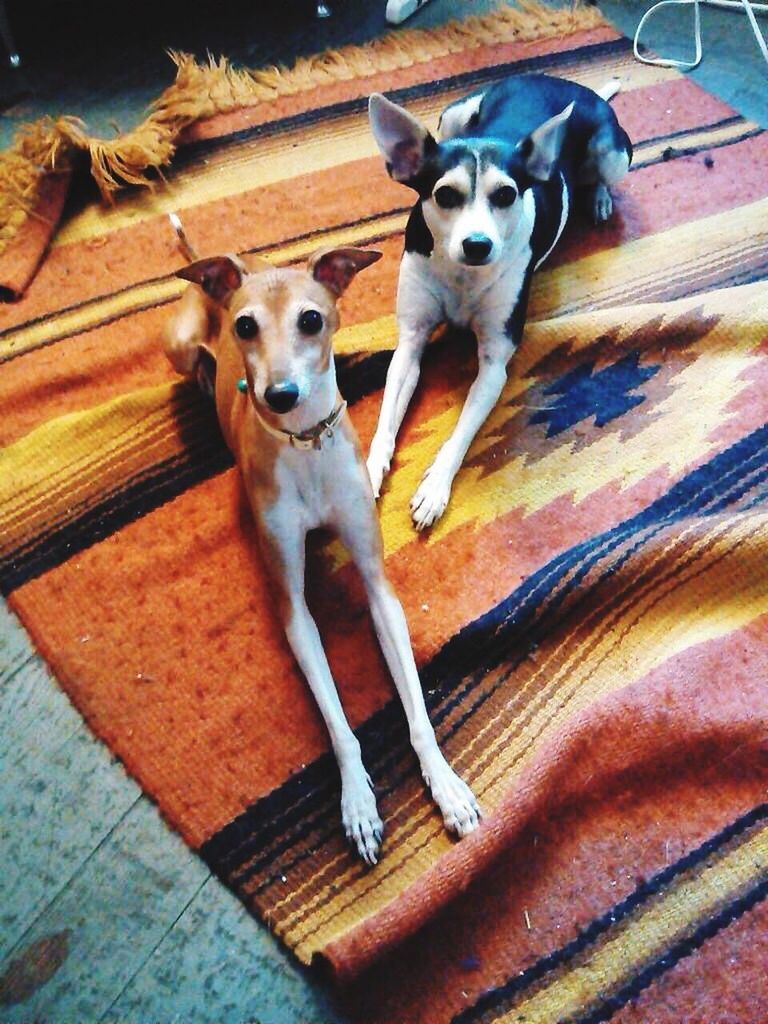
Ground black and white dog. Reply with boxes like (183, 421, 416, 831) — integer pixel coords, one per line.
(366, 74, 633, 529)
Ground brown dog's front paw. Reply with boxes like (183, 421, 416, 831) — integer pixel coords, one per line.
(423, 756, 481, 838)
(341, 772, 384, 866)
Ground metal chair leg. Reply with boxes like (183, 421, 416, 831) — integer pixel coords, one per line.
(0, 0, 20, 67)
(386, 0, 433, 25)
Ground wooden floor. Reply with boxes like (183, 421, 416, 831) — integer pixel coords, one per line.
(1, 1, 766, 1020)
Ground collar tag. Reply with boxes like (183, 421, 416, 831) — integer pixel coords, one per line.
(256, 401, 347, 451)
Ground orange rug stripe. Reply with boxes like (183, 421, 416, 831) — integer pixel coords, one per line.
(3, 7, 768, 1017)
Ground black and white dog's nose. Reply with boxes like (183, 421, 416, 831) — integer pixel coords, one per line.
(462, 234, 493, 264)
(264, 381, 300, 413)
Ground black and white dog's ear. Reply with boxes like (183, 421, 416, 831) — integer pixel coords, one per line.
(519, 102, 575, 181)
(368, 93, 435, 184)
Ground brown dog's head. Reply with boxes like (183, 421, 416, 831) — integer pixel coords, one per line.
(176, 247, 381, 415)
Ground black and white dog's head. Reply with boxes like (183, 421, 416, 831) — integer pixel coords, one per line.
(369, 92, 573, 268)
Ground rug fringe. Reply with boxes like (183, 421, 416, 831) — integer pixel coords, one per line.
(0, 0, 606, 256)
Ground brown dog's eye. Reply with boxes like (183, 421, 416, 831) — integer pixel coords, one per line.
(298, 309, 323, 335)
(235, 314, 258, 340)
(490, 185, 517, 208)
(434, 186, 464, 209)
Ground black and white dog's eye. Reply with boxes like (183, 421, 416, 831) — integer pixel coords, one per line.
(434, 185, 464, 209)
(489, 185, 517, 208)
(298, 309, 323, 334)
(234, 314, 258, 340)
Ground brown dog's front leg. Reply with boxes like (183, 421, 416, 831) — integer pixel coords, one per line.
(335, 496, 481, 838)
(260, 515, 384, 865)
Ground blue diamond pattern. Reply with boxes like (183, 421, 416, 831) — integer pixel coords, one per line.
(530, 351, 661, 438)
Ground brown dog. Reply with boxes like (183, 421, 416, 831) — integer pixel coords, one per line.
(163, 245, 480, 863)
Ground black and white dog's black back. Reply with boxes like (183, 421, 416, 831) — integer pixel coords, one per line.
(366, 74, 632, 530)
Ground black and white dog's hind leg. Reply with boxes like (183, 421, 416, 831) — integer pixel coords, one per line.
(577, 79, 633, 224)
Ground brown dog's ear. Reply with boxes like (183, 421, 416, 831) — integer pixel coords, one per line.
(308, 247, 382, 297)
(175, 256, 243, 304)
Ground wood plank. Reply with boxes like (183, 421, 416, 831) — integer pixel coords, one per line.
(0, 600, 36, 687)
(1, 602, 139, 961)
(0, 599, 342, 1023)
(0, 796, 207, 1021)
(103, 875, 348, 1024)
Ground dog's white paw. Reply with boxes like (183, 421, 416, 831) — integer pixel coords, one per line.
(423, 758, 481, 838)
(410, 461, 453, 530)
(341, 772, 384, 866)
(367, 435, 394, 499)
(592, 182, 613, 224)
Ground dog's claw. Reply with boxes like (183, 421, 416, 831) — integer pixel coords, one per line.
(350, 819, 381, 866)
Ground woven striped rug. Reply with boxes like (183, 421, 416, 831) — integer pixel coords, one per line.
(2, 5, 767, 1021)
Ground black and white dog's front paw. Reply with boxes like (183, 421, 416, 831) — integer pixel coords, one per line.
(410, 457, 455, 530)
(367, 434, 395, 499)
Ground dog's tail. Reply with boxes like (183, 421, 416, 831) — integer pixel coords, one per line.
(596, 77, 621, 102)
(169, 211, 199, 264)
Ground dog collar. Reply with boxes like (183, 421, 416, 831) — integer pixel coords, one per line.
(245, 388, 347, 451)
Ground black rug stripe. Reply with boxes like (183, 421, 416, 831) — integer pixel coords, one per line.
(198, 425, 768, 878)
(451, 804, 768, 1024)
(0, 348, 395, 595)
(639, 125, 764, 170)
(1, 118, 760, 358)
(175, 38, 635, 166)
(576, 877, 768, 1024)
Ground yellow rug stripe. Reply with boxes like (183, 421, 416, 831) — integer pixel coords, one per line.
(52, 53, 674, 250)
(0, 381, 193, 554)
(0, 213, 408, 364)
(274, 512, 768, 960)
(3, 188, 765, 367)
(506, 822, 768, 1023)
(3, 283, 765, 576)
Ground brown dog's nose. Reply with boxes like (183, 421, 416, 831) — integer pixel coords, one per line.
(264, 381, 299, 413)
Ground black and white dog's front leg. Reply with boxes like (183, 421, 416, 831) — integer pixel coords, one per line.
(367, 261, 443, 498)
(409, 338, 513, 530)
(410, 275, 531, 531)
